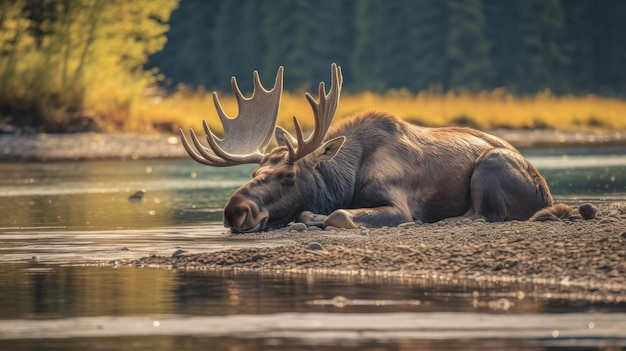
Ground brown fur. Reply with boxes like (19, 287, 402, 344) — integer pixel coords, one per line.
(222, 111, 573, 232)
(530, 203, 598, 221)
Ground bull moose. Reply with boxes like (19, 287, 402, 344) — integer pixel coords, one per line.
(179, 64, 593, 233)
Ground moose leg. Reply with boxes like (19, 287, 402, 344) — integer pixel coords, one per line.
(298, 211, 327, 227)
(469, 148, 553, 221)
(323, 206, 413, 229)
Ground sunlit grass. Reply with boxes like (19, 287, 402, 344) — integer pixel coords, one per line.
(139, 87, 626, 135)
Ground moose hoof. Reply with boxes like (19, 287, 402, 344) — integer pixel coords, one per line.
(325, 210, 358, 229)
(298, 211, 327, 228)
(578, 203, 597, 220)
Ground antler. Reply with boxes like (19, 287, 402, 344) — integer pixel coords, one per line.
(178, 67, 284, 167)
(283, 63, 343, 163)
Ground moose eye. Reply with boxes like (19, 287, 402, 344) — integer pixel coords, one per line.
(281, 172, 296, 185)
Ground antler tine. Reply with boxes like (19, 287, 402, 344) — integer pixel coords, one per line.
(178, 128, 237, 167)
(287, 63, 343, 163)
(180, 66, 284, 167)
(202, 120, 264, 164)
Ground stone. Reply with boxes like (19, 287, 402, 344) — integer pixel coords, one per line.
(128, 190, 146, 202)
(306, 242, 325, 251)
(172, 249, 188, 257)
(287, 222, 308, 232)
(579, 203, 598, 220)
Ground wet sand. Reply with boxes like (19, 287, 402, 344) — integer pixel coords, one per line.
(127, 202, 626, 302)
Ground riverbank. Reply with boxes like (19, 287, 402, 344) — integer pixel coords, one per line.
(3, 130, 625, 303)
(125, 201, 626, 303)
(2, 128, 626, 161)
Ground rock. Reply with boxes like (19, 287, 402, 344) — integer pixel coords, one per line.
(461, 218, 473, 225)
(325, 226, 338, 231)
(287, 222, 308, 232)
(392, 255, 406, 264)
(414, 219, 424, 225)
(398, 222, 416, 228)
(579, 203, 598, 220)
(0, 124, 16, 134)
(128, 190, 146, 202)
(331, 295, 350, 308)
(307, 226, 322, 231)
(306, 242, 325, 251)
(172, 249, 188, 257)
(251, 253, 265, 262)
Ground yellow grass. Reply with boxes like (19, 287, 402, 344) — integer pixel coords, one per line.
(137, 88, 626, 135)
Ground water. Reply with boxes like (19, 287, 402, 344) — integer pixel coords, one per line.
(0, 147, 625, 350)
(1, 264, 625, 350)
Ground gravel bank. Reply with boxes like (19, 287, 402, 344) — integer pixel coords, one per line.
(0, 133, 186, 161)
(1, 129, 626, 161)
(127, 202, 626, 302)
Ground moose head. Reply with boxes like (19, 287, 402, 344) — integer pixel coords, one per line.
(179, 64, 345, 233)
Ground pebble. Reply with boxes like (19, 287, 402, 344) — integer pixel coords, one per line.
(287, 223, 308, 232)
(306, 242, 325, 251)
(128, 190, 146, 202)
(172, 249, 188, 257)
(124, 202, 626, 300)
(398, 222, 416, 228)
(251, 253, 265, 262)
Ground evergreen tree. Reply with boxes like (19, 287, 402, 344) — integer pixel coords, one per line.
(148, 0, 220, 89)
(213, 0, 265, 92)
(483, 0, 521, 90)
(404, 0, 448, 91)
(446, 0, 491, 91)
(515, 0, 569, 93)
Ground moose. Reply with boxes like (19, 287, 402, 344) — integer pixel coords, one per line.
(179, 64, 593, 233)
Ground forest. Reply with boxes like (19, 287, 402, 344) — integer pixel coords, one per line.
(1, 0, 626, 132)
(152, 0, 626, 95)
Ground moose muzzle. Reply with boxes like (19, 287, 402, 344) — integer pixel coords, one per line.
(223, 195, 269, 233)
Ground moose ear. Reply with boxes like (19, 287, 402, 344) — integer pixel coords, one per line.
(274, 126, 298, 147)
(305, 136, 346, 167)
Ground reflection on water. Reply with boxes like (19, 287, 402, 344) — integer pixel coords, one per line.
(525, 146, 626, 198)
(0, 264, 624, 350)
(0, 160, 255, 230)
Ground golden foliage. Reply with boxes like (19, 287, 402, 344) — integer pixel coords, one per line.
(0, 0, 178, 129)
(143, 87, 626, 135)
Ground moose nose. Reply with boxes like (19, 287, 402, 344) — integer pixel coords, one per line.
(223, 196, 269, 233)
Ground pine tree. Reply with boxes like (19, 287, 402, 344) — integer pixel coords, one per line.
(446, 0, 491, 90)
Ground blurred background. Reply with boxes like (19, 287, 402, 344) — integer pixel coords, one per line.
(1, 0, 625, 134)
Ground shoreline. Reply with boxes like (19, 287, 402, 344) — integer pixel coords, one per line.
(1, 128, 626, 162)
(124, 202, 626, 303)
(2, 130, 625, 303)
